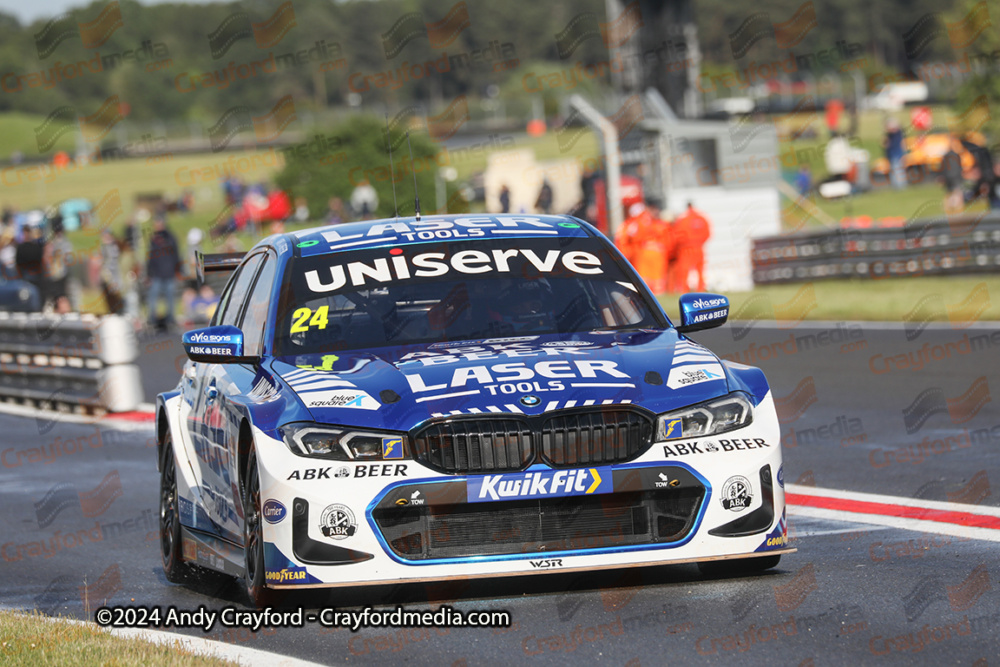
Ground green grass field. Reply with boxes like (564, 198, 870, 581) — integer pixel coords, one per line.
(0, 610, 236, 666)
(0, 112, 79, 159)
(659, 276, 998, 323)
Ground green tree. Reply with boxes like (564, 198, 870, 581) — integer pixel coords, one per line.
(273, 113, 465, 219)
(950, 0, 1000, 141)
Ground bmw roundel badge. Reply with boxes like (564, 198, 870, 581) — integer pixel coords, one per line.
(520, 395, 541, 407)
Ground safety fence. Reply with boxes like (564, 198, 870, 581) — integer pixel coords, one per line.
(752, 212, 1000, 284)
(0, 313, 143, 413)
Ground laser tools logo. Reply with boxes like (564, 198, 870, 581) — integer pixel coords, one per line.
(34, 1, 124, 59)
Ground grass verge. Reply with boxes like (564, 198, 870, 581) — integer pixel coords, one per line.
(657, 276, 998, 323)
(0, 609, 236, 666)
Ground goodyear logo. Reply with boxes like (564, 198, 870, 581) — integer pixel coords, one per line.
(467, 467, 612, 503)
(265, 567, 307, 583)
(382, 437, 403, 460)
(662, 418, 684, 440)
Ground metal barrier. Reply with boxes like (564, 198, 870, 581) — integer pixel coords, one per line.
(752, 212, 1000, 284)
(0, 312, 143, 413)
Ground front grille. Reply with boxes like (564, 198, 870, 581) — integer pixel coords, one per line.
(542, 410, 651, 467)
(373, 487, 704, 561)
(411, 408, 654, 474)
(412, 418, 533, 474)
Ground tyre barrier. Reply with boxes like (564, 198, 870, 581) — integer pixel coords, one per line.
(752, 212, 1000, 284)
(0, 312, 143, 413)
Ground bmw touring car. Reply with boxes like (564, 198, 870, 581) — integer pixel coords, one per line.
(156, 213, 792, 606)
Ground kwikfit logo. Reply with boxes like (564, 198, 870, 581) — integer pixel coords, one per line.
(467, 467, 611, 503)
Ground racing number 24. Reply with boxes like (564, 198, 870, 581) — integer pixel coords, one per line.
(291, 306, 330, 333)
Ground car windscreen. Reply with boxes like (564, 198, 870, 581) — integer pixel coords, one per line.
(273, 236, 663, 356)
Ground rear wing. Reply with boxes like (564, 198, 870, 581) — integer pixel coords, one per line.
(195, 251, 245, 284)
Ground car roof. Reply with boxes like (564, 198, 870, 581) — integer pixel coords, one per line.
(283, 213, 596, 258)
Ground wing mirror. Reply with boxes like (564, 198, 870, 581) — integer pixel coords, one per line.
(183, 325, 258, 364)
(675, 293, 729, 333)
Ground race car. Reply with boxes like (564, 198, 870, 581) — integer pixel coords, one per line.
(156, 213, 792, 606)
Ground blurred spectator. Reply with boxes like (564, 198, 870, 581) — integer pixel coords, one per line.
(941, 137, 965, 214)
(187, 284, 219, 326)
(0, 224, 15, 279)
(266, 189, 292, 224)
(499, 184, 511, 214)
(883, 119, 906, 190)
(100, 229, 123, 314)
(350, 180, 379, 219)
(223, 176, 246, 206)
(326, 197, 347, 224)
(825, 99, 843, 137)
(186, 228, 204, 286)
(43, 218, 73, 310)
(293, 197, 310, 222)
(962, 138, 999, 210)
(15, 224, 45, 291)
(795, 165, 812, 197)
(580, 166, 597, 209)
(146, 216, 181, 330)
(824, 133, 852, 181)
(535, 178, 554, 214)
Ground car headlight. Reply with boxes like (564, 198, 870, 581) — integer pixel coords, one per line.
(656, 393, 753, 441)
(279, 422, 408, 461)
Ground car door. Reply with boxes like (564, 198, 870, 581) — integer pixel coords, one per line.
(188, 252, 264, 537)
(210, 251, 278, 541)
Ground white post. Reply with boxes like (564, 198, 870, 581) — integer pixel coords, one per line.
(568, 95, 622, 237)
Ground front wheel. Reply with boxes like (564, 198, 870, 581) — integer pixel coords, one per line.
(159, 433, 190, 583)
(697, 555, 781, 577)
(242, 448, 279, 607)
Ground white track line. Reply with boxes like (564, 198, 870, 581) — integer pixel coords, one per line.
(787, 484, 1000, 542)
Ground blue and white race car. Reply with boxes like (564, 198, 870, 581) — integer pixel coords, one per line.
(156, 213, 791, 606)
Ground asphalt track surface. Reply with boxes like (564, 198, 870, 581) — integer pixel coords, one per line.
(2, 322, 998, 665)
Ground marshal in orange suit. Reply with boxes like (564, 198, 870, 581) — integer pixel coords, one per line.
(673, 201, 711, 292)
(615, 200, 672, 294)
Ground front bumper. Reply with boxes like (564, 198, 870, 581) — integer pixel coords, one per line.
(255, 395, 790, 588)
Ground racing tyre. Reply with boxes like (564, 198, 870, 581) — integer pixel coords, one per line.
(242, 447, 279, 607)
(697, 555, 780, 578)
(160, 433, 190, 583)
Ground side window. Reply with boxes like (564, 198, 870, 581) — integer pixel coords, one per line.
(219, 254, 264, 327)
(240, 255, 276, 356)
(211, 272, 238, 327)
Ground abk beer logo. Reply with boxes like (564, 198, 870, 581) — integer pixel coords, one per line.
(319, 503, 357, 539)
